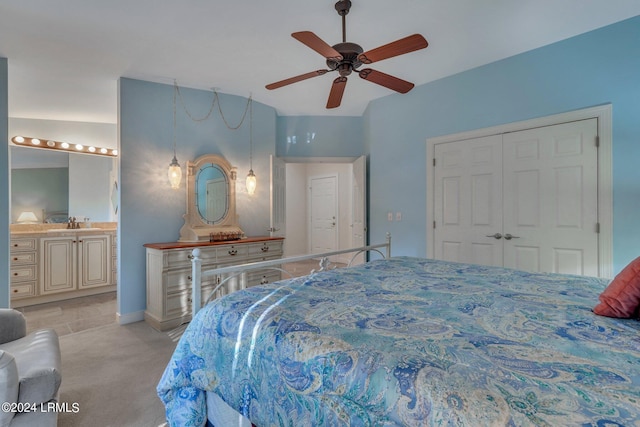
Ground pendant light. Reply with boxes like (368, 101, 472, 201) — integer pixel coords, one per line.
(168, 81, 182, 189)
(246, 96, 257, 195)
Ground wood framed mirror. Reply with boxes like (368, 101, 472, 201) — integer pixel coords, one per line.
(179, 154, 244, 242)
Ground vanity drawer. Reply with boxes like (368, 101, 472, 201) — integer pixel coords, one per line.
(11, 282, 36, 299)
(10, 265, 37, 282)
(11, 238, 37, 252)
(11, 252, 37, 265)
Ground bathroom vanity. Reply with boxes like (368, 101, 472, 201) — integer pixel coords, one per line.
(10, 224, 117, 307)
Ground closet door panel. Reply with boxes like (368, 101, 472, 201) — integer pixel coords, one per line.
(503, 119, 598, 276)
(434, 135, 503, 266)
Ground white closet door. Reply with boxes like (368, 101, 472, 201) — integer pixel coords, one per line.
(502, 119, 599, 275)
(434, 135, 503, 266)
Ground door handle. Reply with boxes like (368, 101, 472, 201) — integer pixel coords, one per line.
(504, 233, 520, 240)
(486, 233, 502, 239)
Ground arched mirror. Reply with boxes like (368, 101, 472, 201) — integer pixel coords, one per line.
(195, 163, 228, 224)
(179, 154, 244, 242)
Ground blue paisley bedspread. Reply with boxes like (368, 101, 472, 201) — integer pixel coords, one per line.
(157, 257, 640, 426)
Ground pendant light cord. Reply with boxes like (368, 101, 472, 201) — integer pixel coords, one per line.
(174, 82, 252, 131)
(249, 95, 253, 170)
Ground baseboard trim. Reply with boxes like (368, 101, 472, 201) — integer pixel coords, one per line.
(117, 310, 145, 325)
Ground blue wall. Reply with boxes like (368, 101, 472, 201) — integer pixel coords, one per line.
(118, 78, 277, 320)
(365, 16, 640, 272)
(276, 116, 364, 158)
(0, 58, 8, 308)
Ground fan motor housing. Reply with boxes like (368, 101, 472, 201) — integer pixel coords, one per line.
(327, 42, 363, 75)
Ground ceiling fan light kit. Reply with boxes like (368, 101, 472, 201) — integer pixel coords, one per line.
(266, 0, 428, 109)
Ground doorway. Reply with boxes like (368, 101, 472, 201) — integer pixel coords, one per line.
(275, 157, 367, 266)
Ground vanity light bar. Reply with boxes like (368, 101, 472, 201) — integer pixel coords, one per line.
(11, 136, 118, 157)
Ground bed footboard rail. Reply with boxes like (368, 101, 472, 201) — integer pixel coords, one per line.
(190, 233, 391, 315)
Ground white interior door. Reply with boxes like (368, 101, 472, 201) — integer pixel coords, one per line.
(433, 119, 599, 275)
(309, 175, 338, 255)
(434, 135, 504, 266)
(502, 119, 599, 275)
(269, 155, 286, 238)
(351, 155, 367, 265)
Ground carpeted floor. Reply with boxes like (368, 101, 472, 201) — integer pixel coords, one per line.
(18, 292, 176, 425)
(57, 321, 177, 427)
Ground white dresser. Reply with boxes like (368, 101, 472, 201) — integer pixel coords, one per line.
(144, 237, 284, 331)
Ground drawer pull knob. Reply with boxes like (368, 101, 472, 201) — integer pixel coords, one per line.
(13, 273, 18, 276)
(260, 276, 269, 284)
(13, 257, 18, 261)
(261, 246, 269, 252)
(228, 249, 237, 256)
(12, 289, 18, 293)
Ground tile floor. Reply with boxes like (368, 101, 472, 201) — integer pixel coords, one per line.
(16, 292, 117, 336)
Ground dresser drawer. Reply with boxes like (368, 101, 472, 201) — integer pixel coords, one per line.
(165, 247, 217, 268)
(10, 265, 37, 282)
(216, 244, 249, 263)
(11, 282, 36, 299)
(11, 252, 37, 265)
(247, 270, 282, 287)
(165, 268, 218, 294)
(247, 241, 283, 257)
(11, 238, 37, 252)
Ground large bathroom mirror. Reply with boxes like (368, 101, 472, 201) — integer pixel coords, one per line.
(179, 154, 244, 242)
(10, 145, 117, 223)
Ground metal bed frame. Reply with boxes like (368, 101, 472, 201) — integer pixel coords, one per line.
(190, 233, 391, 316)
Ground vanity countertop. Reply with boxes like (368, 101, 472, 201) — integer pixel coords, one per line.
(10, 222, 117, 235)
(144, 236, 284, 250)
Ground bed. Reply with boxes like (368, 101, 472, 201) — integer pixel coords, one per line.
(157, 256, 640, 426)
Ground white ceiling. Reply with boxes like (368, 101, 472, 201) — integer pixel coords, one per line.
(1, 1, 639, 123)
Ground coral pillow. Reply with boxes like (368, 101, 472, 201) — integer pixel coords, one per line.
(593, 256, 640, 318)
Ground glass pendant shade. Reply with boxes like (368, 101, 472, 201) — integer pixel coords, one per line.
(168, 156, 182, 189)
(246, 169, 257, 195)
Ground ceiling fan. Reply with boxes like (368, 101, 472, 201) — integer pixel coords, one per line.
(265, 0, 428, 109)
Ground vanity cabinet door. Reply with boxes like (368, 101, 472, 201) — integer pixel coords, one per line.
(40, 234, 111, 294)
(78, 234, 111, 289)
(40, 237, 76, 294)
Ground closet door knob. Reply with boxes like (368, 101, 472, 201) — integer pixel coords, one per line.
(504, 234, 520, 240)
(486, 233, 502, 239)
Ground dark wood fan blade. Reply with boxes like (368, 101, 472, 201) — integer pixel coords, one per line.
(292, 31, 343, 61)
(358, 34, 428, 64)
(266, 70, 329, 90)
(359, 68, 414, 93)
(326, 76, 347, 109)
